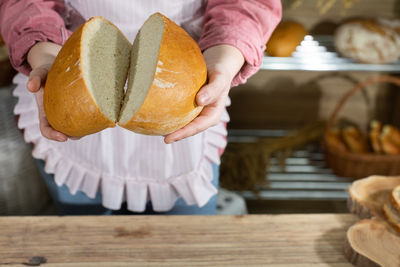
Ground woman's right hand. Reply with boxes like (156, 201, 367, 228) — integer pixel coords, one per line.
(27, 41, 68, 142)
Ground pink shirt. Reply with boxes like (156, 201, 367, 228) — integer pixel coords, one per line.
(0, 0, 281, 86)
(0, 0, 281, 212)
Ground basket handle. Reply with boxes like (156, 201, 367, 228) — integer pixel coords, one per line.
(326, 75, 400, 131)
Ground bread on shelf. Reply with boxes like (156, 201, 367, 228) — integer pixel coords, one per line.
(266, 20, 307, 57)
(334, 18, 400, 64)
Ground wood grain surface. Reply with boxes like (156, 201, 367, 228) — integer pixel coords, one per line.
(0, 214, 356, 266)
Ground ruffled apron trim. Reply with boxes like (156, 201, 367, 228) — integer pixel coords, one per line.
(12, 74, 228, 212)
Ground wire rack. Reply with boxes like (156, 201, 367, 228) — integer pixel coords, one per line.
(227, 129, 352, 201)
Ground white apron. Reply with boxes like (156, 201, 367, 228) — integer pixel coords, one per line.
(12, 0, 229, 212)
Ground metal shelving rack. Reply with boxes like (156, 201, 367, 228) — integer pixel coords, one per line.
(230, 36, 400, 204)
(228, 130, 352, 201)
(260, 35, 400, 73)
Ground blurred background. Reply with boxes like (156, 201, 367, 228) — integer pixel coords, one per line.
(1, 0, 400, 216)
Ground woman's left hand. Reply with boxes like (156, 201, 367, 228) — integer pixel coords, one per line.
(164, 44, 244, 144)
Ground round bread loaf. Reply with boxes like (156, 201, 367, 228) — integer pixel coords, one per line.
(266, 21, 307, 57)
(334, 18, 400, 64)
(118, 13, 206, 135)
(44, 13, 206, 137)
(44, 17, 131, 137)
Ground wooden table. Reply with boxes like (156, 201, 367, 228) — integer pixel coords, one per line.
(0, 214, 357, 266)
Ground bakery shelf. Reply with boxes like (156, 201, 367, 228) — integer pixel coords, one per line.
(227, 129, 352, 201)
(261, 35, 400, 72)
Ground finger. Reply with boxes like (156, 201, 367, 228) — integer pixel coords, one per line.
(27, 66, 50, 93)
(34, 90, 68, 142)
(26, 76, 42, 93)
(164, 112, 218, 144)
(164, 99, 226, 144)
(196, 73, 227, 106)
(39, 119, 68, 142)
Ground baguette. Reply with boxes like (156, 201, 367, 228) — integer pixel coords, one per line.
(384, 125, 400, 146)
(380, 125, 400, 155)
(369, 120, 383, 154)
(342, 126, 370, 153)
(324, 128, 347, 152)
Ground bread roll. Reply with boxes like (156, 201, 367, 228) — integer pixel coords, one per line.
(324, 128, 347, 152)
(384, 125, 400, 146)
(266, 21, 307, 57)
(118, 13, 206, 135)
(369, 120, 383, 154)
(380, 125, 400, 155)
(334, 18, 400, 64)
(44, 13, 206, 137)
(342, 126, 370, 153)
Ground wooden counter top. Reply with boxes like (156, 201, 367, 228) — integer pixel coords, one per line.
(0, 214, 357, 266)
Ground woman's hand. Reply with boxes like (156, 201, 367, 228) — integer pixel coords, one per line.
(27, 42, 69, 142)
(164, 44, 244, 144)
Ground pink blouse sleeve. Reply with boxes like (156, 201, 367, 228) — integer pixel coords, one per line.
(0, 0, 71, 76)
(198, 0, 282, 87)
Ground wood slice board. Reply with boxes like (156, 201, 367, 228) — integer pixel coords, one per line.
(345, 175, 400, 267)
(0, 214, 357, 266)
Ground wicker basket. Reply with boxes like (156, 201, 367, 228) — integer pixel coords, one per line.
(323, 75, 400, 179)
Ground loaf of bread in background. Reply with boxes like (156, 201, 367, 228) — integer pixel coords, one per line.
(324, 128, 348, 152)
(334, 18, 400, 64)
(380, 125, 400, 155)
(370, 120, 383, 154)
(266, 21, 307, 57)
(342, 126, 370, 153)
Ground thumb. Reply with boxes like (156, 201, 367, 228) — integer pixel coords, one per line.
(196, 73, 227, 106)
(27, 65, 51, 93)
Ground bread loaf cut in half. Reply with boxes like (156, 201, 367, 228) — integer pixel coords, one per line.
(118, 13, 206, 135)
(44, 13, 206, 137)
(44, 17, 131, 136)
